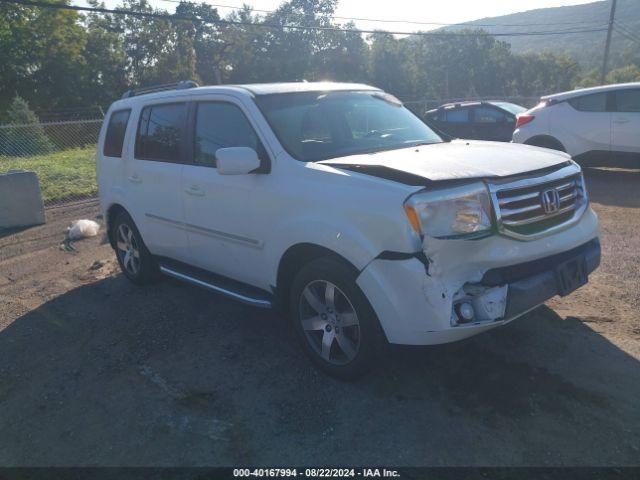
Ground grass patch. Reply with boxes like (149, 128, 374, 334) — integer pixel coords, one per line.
(0, 146, 96, 203)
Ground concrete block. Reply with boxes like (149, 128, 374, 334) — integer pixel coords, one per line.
(0, 169, 46, 228)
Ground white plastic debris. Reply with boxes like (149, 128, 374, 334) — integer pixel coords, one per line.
(67, 219, 100, 240)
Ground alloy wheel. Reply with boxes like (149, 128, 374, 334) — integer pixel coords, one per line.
(116, 223, 141, 276)
(298, 280, 361, 365)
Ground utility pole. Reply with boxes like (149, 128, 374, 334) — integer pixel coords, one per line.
(600, 0, 617, 84)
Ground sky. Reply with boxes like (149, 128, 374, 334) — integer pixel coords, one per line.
(77, 0, 603, 33)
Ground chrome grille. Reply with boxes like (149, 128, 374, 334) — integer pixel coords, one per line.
(490, 167, 587, 240)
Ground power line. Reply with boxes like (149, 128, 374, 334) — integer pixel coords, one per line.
(2, 0, 610, 38)
(155, 0, 608, 28)
(616, 24, 640, 43)
(616, 29, 640, 44)
(614, 20, 640, 43)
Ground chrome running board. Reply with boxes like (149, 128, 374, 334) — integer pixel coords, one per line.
(159, 265, 272, 309)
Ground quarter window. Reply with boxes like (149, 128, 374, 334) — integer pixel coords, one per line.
(103, 109, 131, 157)
(444, 108, 470, 123)
(194, 102, 261, 167)
(615, 89, 640, 112)
(474, 106, 507, 123)
(569, 93, 607, 112)
(135, 103, 186, 162)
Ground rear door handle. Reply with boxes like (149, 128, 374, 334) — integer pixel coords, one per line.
(185, 185, 205, 196)
(128, 174, 142, 184)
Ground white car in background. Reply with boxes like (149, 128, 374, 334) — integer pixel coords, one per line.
(513, 82, 640, 168)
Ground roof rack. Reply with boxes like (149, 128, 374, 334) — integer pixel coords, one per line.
(121, 80, 199, 99)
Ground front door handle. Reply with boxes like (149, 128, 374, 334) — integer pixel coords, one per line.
(128, 174, 142, 184)
(613, 118, 630, 124)
(185, 185, 205, 196)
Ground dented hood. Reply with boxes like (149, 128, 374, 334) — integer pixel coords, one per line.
(318, 140, 571, 182)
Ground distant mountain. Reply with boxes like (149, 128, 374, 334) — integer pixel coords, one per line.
(457, 0, 640, 70)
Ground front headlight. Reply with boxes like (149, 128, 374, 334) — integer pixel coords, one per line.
(404, 182, 493, 239)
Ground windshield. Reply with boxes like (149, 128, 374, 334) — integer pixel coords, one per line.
(492, 102, 527, 115)
(255, 91, 442, 162)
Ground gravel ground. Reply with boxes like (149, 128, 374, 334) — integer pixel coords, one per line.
(0, 168, 638, 466)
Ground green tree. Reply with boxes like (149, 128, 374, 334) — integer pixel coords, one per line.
(81, 0, 129, 106)
(224, 7, 264, 84)
(405, 31, 514, 100)
(606, 65, 640, 84)
(1, 96, 53, 156)
(311, 22, 368, 82)
(111, 0, 176, 86)
(0, 0, 88, 113)
(509, 52, 579, 96)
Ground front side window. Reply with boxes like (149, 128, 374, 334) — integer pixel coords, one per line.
(473, 106, 506, 124)
(615, 89, 640, 112)
(135, 103, 186, 162)
(569, 93, 607, 112)
(255, 91, 442, 162)
(103, 109, 131, 157)
(194, 102, 261, 167)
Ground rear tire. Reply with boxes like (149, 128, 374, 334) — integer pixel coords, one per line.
(111, 211, 158, 285)
(525, 136, 566, 152)
(289, 257, 386, 380)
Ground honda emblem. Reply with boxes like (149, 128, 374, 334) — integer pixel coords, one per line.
(540, 188, 561, 214)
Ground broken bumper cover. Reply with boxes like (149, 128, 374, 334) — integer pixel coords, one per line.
(486, 238, 600, 320)
(356, 207, 600, 345)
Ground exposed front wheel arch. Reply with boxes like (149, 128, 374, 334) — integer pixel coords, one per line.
(275, 243, 360, 315)
(524, 135, 566, 152)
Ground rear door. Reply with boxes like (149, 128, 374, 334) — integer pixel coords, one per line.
(564, 92, 612, 159)
(611, 88, 640, 165)
(124, 101, 190, 262)
(441, 106, 473, 139)
(471, 105, 513, 141)
(98, 108, 131, 215)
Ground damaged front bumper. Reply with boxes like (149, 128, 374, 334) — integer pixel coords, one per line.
(356, 207, 600, 345)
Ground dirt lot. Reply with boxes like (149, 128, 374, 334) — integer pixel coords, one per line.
(0, 169, 639, 466)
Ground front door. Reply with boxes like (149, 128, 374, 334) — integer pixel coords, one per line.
(442, 106, 473, 139)
(181, 99, 271, 288)
(471, 105, 513, 142)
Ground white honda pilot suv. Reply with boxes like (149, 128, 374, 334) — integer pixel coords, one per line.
(97, 81, 600, 379)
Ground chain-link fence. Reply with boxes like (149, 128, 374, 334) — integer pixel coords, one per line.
(0, 118, 102, 207)
(0, 95, 542, 210)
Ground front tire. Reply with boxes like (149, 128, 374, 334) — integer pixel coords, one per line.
(289, 257, 385, 380)
(112, 211, 158, 285)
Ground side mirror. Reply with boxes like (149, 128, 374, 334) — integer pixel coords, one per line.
(216, 147, 261, 175)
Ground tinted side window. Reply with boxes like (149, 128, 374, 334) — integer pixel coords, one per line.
(135, 103, 186, 162)
(194, 102, 260, 167)
(474, 106, 507, 123)
(103, 109, 131, 157)
(615, 89, 640, 112)
(444, 108, 470, 123)
(569, 93, 607, 112)
(425, 111, 440, 122)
